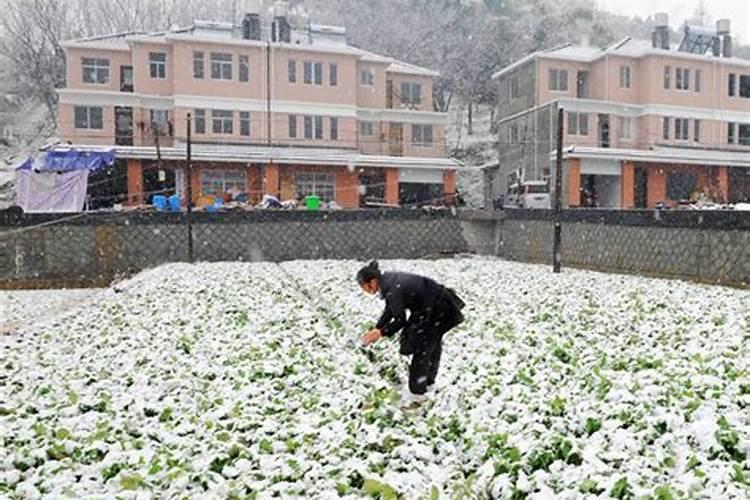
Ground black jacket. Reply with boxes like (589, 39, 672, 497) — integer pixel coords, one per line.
(376, 272, 463, 340)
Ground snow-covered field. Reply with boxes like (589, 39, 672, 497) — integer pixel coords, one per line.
(0, 289, 102, 335)
(1, 258, 748, 499)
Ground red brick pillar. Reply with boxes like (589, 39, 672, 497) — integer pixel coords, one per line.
(567, 159, 581, 207)
(621, 161, 635, 209)
(647, 166, 667, 208)
(265, 163, 280, 198)
(443, 169, 457, 205)
(126, 159, 143, 206)
(716, 166, 729, 204)
(385, 168, 399, 206)
(191, 166, 202, 205)
(335, 169, 360, 209)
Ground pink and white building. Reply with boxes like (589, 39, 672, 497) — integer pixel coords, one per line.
(57, 9, 458, 209)
(489, 14, 750, 208)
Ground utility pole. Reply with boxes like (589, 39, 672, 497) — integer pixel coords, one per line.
(186, 113, 194, 263)
(553, 107, 564, 274)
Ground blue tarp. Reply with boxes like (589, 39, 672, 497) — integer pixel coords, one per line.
(16, 148, 116, 172)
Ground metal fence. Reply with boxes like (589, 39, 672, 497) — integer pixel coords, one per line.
(0, 209, 469, 288)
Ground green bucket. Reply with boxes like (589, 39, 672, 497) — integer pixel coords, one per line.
(304, 195, 321, 211)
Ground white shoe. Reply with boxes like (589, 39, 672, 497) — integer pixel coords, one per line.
(400, 389, 427, 409)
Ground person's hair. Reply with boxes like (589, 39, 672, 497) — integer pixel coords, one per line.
(356, 260, 381, 285)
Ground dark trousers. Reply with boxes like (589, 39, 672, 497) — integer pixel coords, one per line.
(408, 334, 443, 395)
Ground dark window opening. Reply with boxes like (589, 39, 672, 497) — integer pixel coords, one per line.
(667, 173, 697, 201)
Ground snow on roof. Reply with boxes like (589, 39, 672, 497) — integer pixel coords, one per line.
(560, 146, 750, 168)
(53, 143, 460, 170)
(494, 36, 750, 79)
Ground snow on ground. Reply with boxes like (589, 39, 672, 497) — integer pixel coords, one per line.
(0, 258, 748, 499)
(0, 288, 103, 335)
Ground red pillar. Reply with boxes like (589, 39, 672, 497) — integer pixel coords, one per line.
(567, 159, 581, 207)
(443, 169, 457, 205)
(716, 166, 729, 204)
(126, 159, 143, 206)
(335, 168, 360, 209)
(265, 163, 280, 198)
(621, 161, 635, 209)
(385, 168, 399, 206)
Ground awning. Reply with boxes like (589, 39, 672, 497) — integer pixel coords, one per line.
(17, 148, 116, 172)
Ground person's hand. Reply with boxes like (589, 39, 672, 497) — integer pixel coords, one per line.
(361, 328, 382, 346)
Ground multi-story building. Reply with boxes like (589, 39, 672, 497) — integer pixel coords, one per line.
(57, 8, 457, 209)
(487, 14, 750, 209)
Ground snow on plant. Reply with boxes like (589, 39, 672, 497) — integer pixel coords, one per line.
(0, 259, 748, 499)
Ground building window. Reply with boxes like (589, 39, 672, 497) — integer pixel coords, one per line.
(330, 117, 338, 140)
(693, 119, 700, 143)
(304, 116, 323, 139)
(240, 111, 250, 136)
(567, 112, 588, 136)
(211, 53, 233, 80)
(729, 73, 736, 96)
(361, 68, 375, 86)
(728, 122, 735, 144)
(82, 58, 109, 84)
(667, 173, 697, 201)
(675, 118, 689, 141)
(360, 121, 375, 136)
(304, 62, 323, 85)
(740, 75, 750, 98)
(193, 51, 204, 79)
(239, 55, 250, 82)
(194, 109, 206, 134)
(295, 173, 335, 202)
(74, 106, 103, 129)
(739, 124, 750, 146)
(149, 52, 166, 79)
(400, 82, 422, 106)
(509, 77, 519, 100)
(695, 69, 702, 93)
(288, 60, 297, 83)
(289, 115, 297, 138)
(329, 63, 338, 86)
(663, 117, 670, 140)
(212, 110, 233, 134)
(676, 68, 690, 90)
(411, 124, 433, 145)
(619, 66, 631, 89)
(548, 68, 568, 92)
(201, 170, 246, 196)
(619, 117, 632, 140)
(664, 66, 671, 89)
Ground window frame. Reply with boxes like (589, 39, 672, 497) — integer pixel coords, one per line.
(210, 52, 233, 81)
(288, 60, 297, 83)
(329, 63, 338, 87)
(330, 117, 339, 140)
(82, 57, 110, 85)
(619, 65, 631, 89)
(239, 55, 250, 83)
(739, 123, 750, 146)
(360, 68, 375, 86)
(728, 122, 736, 144)
(239, 111, 251, 136)
(693, 119, 700, 143)
(676, 67, 691, 91)
(411, 124, 434, 145)
(619, 117, 632, 141)
(400, 82, 422, 106)
(674, 118, 689, 141)
(289, 114, 297, 138)
(149, 52, 166, 79)
(729, 73, 737, 97)
(740, 75, 750, 98)
(303, 115, 324, 139)
(567, 112, 588, 136)
(360, 121, 375, 136)
(695, 69, 702, 93)
(294, 173, 335, 202)
(664, 66, 671, 90)
(193, 51, 205, 79)
(74, 106, 104, 129)
(211, 109, 234, 135)
(200, 169, 246, 196)
(194, 109, 206, 134)
(548, 68, 568, 92)
(663, 117, 671, 140)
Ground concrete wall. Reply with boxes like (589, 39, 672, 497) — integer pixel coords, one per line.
(1, 210, 747, 289)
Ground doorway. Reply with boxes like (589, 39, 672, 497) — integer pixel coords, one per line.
(389, 123, 403, 156)
(120, 66, 134, 92)
(598, 114, 610, 148)
(115, 106, 134, 146)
